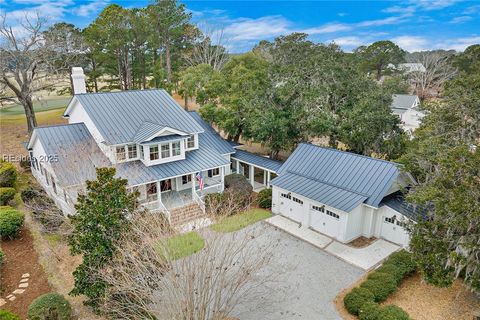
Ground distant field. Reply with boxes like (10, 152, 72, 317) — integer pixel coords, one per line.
(0, 97, 71, 116)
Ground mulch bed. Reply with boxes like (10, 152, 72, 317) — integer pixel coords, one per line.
(1, 226, 51, 319)
(347, 236, 377, 248)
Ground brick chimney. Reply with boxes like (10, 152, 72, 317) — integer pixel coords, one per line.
(71, 67, 86, 94)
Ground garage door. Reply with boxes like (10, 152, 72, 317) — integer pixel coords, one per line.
(309, 206, 340, 238)
(380, 215, 409, 247)
(279, 192, 304, 223)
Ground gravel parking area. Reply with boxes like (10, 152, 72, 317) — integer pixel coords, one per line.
(233, 223, 364, 320)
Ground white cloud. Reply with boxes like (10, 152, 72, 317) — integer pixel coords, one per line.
(357, 14, 412, 27)
(329, 36, 365, 47)
(392, 35, 429, 51)
(382, 5, 416, 14)
(223, 15, 290, 41)
(437, 36, 480, 51)
(449, 15, 473, 24)
(415, 0, 459, 10)
(73, 0, 109, 17)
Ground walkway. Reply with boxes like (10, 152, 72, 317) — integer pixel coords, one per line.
(266, 215, 400, 270)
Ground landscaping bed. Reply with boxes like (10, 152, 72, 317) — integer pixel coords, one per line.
(210, 208, 272, 233)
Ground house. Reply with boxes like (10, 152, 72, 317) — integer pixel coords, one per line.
(396, 63, 426, 73)
(27, 68, 279, 224)
(270, 143, 417, 247)
(391, 94, 425, 132)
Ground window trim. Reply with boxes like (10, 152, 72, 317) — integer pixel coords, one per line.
(160, 143, 171, 159)
(186, 135, 195, 149)
(116, 146, 126, 161)
(127, 144, 138, 159)
(182, 174, 192, 185)
(171, 141, 181, 157)
(149, 145, 159, 161)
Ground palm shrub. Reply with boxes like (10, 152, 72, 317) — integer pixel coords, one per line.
(0, 206, 24, 239)
(343, 287, 375, 315)
(257, 188, 272, 209)
(360, 273, 397, 302)
(0, 310, 21, 320)
(0, 187, 16, 205)
(28, 293, 72, 320)
(0, 161, 17, 188)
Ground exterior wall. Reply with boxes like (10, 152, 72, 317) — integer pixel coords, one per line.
(402, 108, 425, 131)
(343, 204, 365, 242)
(224, 154, 232, 175)
(375, 206, 411, 247)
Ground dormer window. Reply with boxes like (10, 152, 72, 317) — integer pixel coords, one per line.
(172, 141, 181, 156)
(150, 146, 159, 160)
(116, 146, 126, 161)
(128, 145, 137, 158)
(161, 143, 170, 158)
(186, 135, 195, 149)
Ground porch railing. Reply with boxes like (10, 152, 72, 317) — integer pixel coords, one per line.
(193, 190, 206, 214)
(138, 196, 171, 222)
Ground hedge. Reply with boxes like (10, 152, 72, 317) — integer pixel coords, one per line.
(358, 301, 381, 320)
(0, 161, 17, 188)
(378, 305, 411, 320)
(257, 188, 272, 209)
(28, 293, 72, 320)
(225, 174, 253, 194)
(344, 287, 375, 315)
(0, 206, 24, 239)
(360, 275, 397, 302)
(0, 310, 21, 320)
(0, 188, 16, 206)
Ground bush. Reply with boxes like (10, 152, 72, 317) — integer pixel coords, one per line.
(344, 287, 375, 315)
(378, 305, 411, 320)
(0, 249, 4, 265)
(0, 161, 17, 188)
(225, 174, 253, 193)
(257, 188, 272, 209)
(384, 250, 416, 276)
(375, 263, 405, 285)
(0, 188, 16, 206)
(360, 274, 397, 302)
(358, 301, 381, 320)
(0, 310, 21, 320)
(28, 293, 72, 320)
(21, 187, 65, 232)
(0, 206, 24, 239)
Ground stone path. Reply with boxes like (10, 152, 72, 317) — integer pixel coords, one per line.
(0, 273, 30, 307)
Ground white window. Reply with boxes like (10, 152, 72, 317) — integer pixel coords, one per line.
(161, 143, 170, 158)
(139, 145, 144, 159)
(186, 135, 195, 149)
(146, 182, 157, 201)
(312, 205, 324, 213)
(293, 197, 303, 205)
(280, 193, 291, 200)
(172, 141, 181, 156)
(150, 146, 159, 160)
(128, 145, 137, 158)
(116, 146, 126, 161)
(182, 174, 192, 185)
(326, 210, 339, 219)
(384, 216, 395, 224)
(208, 168, 220, 177)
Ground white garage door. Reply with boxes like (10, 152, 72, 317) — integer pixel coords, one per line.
(279, 192, 304, 223)
(309, 206, 340, 238)
(380, 215, 409, 247)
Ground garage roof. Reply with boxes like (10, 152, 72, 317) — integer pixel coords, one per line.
(272, 143, 400, 211)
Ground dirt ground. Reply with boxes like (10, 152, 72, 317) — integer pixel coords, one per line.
(335, 272, 479, 320)
(348, 236, 376, 248)
(0, 227, 51, 319)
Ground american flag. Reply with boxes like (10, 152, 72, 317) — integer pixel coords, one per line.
(196, 172, 204, 191)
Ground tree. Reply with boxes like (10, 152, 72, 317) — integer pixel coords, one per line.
(0, 13, 71, 133)
(381, 75, 410, 95)
(69, 167, 138, 311)
(184, 25, 229, 71)
(178, 63, 218, 110)
(356, 40, 405, 80)
(407, 146, 480, 292)
(452, 44, 480, 75)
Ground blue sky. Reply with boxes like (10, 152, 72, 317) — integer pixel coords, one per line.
(2, 0, 479, 53)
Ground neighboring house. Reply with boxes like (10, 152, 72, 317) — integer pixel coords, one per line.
(396, 63, 426, 73)
(270, 143, 417, 247)
(27, 68, 279, 224)
(391, 94, 425, 132)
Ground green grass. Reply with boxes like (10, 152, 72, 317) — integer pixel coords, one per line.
(157, 231, 205, 260)
(0, 108, 66, 126)
(0, 97, 71, 116)
(211, 208, 272, 233)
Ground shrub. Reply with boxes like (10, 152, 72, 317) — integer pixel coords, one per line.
(375, 264, 404, 284)
(344, 287, 375, 315)
(28, 293, 72, 320)
(384, 250, 416, 276)
(0, 206, 24, 239)
(0, 249, 4, 265)
(378, 305, 410, 320)
(19, 157, 31, 170)
(225, 174, 253, 193)
(358, 301, 381, 320)
(0, 310, 21, 320)
(360, 274, 397, 302)
(257, 188, 272, 209)
(0, 161, 17, 188)
(0, 188, 16, 206)
(21, 187, 65, 232)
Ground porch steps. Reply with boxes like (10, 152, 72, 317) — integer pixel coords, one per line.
(169, 203, 206, 226)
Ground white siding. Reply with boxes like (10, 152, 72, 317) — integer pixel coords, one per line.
(343, 204, 364, 242)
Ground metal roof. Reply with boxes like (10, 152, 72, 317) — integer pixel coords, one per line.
(391, 94, 418, 110)
(68, 90, 204, 145)
(31, 123, 111, 187)
(380, 191, 427, 222)
(142, 134, 184, 145)
(232, 149, 283, 173)
(272, 143, 400, 211)
(188, 112, 236, 155)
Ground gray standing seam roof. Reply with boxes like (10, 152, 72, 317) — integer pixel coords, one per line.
(380, 191, 427, 222)
(67, 90, 204, 145)
(232, 149, 283, 173)
(271, 143, 400, 212)
(391, 94, 418, 110)
(188, 112, 236, 155)
(143, 134, 184, 144)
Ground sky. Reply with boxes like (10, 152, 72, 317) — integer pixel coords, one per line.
(1, 0, 479, 53)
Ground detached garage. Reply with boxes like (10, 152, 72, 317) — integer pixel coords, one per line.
(271, 143, 416, 247)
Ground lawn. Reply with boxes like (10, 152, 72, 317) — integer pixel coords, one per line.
(211, 208, 272, 233)
(157, 231, 205, 260)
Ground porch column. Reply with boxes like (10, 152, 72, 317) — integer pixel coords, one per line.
(236, 160, 240, 174)
(156, 180, 161, 207)
(191, 173, 196, 199)
(263, 170, 267, 186)
(249, 165, 254, 187)
(220, 166, 225, 192)
(267, 171, 271, 188)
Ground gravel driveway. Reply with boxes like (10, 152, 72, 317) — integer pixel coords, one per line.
(233, 222, 364, 320)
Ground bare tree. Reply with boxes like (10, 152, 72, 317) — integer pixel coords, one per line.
(406, 52, 457, 100)
(0, 12, 74, 133)
(184, 25, 230, 71)
(98, 211, 285, 319)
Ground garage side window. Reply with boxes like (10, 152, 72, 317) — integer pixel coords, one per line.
(292, 197, 303, 204)
(326, 210, 339, 219)
(280, 193, 291, 200)
(384, 216, 395, 224)
(312, 205, 324, 213)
